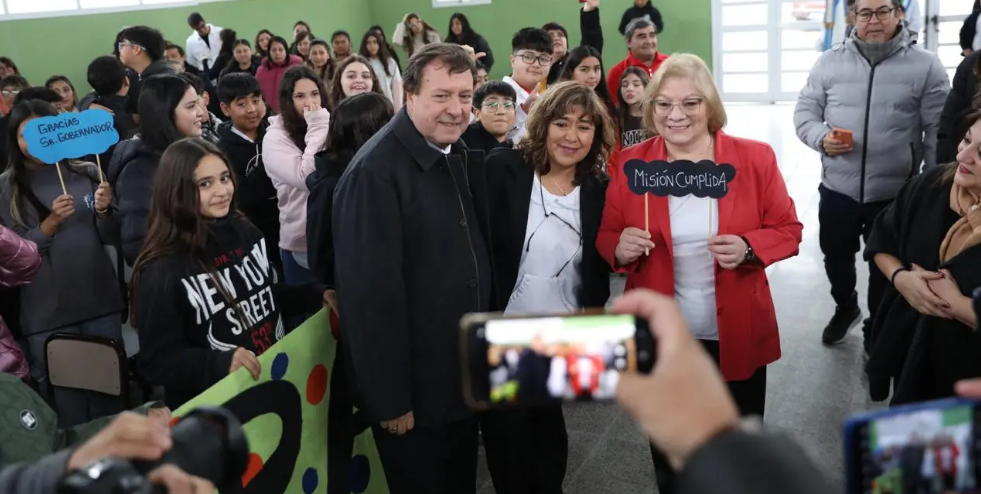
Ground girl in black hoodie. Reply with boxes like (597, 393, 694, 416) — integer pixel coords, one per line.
(132, 138, 325, 409)
(305, 92, 393, 494)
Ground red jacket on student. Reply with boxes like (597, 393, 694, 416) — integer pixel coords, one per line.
(596, 132, 803, 381)
(608, 51, 669, 107)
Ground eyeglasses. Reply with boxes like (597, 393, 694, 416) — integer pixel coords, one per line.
(480, 100, 516, 112)
(856, 7, 895, 22)
(1, 89, 19, 96)
(515, 51, 553, 67)
(117, 42, 145, 52)
(652, 98, 703, 116)
(525, 182, 583, 278)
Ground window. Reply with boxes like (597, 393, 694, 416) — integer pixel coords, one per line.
(432, 0, 491, 8)
(0, 0, 213, 20)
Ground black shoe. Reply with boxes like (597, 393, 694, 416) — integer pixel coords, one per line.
(822, 306, 862, 345)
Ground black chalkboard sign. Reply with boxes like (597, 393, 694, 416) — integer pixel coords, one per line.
(623, 159, 736, 199)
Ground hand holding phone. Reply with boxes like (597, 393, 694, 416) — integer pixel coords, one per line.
(461, 310, 655, 409)
(824, 128, 853, 156)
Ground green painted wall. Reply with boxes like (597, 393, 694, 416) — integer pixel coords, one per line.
(368, 0, 713, 80)
(0, 0, 712, 91)
(0, 0, 371, 92)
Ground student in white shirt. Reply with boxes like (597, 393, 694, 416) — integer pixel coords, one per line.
(185, 12, 223, 73)
(502, 28, 554, 144)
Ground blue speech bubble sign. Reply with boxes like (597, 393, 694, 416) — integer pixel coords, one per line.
(21, 109, 120, 165)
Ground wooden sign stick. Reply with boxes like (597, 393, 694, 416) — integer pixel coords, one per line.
(55, 163, 67, 196)
(95, 154, 105, 183)
(644, 194, 650, 256)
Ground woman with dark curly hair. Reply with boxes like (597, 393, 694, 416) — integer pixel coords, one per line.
(480, 80, 615, 493)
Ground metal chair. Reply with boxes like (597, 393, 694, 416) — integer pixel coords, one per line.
(44, 332, 130, 408)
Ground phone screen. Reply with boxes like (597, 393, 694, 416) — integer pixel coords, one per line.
(480, 314, 641, 405)
(853, 402, 980, 494)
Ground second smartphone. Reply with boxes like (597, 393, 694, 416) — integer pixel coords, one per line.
(460, 311, 656, 410)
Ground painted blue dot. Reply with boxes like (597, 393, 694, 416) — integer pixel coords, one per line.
(350, 454, 370, 493)
(301, 467, 318, 494)
(271, 353, 289, 380)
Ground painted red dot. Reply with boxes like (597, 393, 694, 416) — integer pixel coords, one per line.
(306, 364, 328, 405)
(242, 452, 263, 487)
(330, 309, 340, 340)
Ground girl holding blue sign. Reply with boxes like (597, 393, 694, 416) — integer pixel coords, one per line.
(596, 53, 803, 494)
(0, 99, 125, 427)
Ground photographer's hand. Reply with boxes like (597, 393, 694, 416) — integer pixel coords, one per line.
(149, 465, 215, 494)
(613, 289, 740, 470)
(67, 412, 172, 470)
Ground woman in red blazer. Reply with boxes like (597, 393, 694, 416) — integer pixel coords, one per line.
(596, 53, 803, 494)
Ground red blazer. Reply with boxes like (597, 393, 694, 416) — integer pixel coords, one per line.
(596, 132, 803, 381)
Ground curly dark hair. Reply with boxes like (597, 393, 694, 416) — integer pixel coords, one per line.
(516, 81, 615, 184)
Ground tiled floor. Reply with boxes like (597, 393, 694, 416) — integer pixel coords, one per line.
(474, 103, 883, 494)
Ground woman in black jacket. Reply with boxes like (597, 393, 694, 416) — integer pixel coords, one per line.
(481, 81, 614, 494)
(111, 74, 204, 265)
(305, 92, 393, 494)
(132, 138, 325, 409)
(445, 13, 495, 71)
(865, 113, 981, 405)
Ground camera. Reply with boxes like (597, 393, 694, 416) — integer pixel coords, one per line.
(57, 407, 249, 494)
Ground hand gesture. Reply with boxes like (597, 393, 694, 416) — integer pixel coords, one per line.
(50, 194, 75, 224)
(708, 235, 747, 270)
(230, 347, 261, 380)
(146, 406, 173, 426)
(380, 411, 415, 435)
(324, 289, 339, 317)
(822, 131, 852, 156)
(460, 45, 486, 61)
(927, 269, 963, 318)
(583, 0, 600, 11)
(94, 182, 111, 213)
(522, 91, 541, 113)
(68, 412, 172, 470)
(615, 227, 655, 267)
(894, 264, 949, 318)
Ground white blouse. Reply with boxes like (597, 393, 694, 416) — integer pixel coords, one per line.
(505, 174, 583, 314)
(369, 57, 403, 108)
(669, 195, 720, 340)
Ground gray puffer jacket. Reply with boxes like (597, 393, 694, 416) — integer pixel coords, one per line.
(794, 26, 949, 204)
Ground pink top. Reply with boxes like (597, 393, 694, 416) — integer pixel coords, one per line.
(261, 109, 330, 253)
(255, 55, 303, 113)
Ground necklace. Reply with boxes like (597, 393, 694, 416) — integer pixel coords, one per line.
(667, 137, 714, 163)
(547, 175, 572, 196)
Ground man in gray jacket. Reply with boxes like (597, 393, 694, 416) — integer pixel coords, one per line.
(794, 0, 949, 349)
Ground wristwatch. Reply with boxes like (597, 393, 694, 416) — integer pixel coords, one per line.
(741, 237, 756, 264)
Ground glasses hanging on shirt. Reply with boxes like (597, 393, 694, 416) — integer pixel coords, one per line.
(525, 180, 583, 277)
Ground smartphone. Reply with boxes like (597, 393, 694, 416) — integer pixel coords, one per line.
(460, 311, 656, 409)
(844, 398, 981, 494)
(833, 128, 853, 147)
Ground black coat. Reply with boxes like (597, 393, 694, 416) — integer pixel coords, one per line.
(864, 165, 981, 403)
(461, 121, 512, 155)
(937, 51, 979, 165)
(332, 108, 494, 426)
(108, 138, 163, 266)
(484, 148, 610, 311)
(306, 151, 348, 287)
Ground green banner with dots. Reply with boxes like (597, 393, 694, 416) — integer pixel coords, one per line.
(174, 309, 389, 494)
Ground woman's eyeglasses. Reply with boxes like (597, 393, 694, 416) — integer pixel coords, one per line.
(652, 98, 703, 116)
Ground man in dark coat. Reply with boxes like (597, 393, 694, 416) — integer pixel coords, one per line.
(332, 43, 492, 493)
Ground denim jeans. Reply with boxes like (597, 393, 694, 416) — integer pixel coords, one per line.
(280, 249, 318, 331)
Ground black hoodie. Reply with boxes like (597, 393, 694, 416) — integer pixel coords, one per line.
(216, 121, 281, 263)
(305, 151, 349, 287)
(618, 2, 664, 35)
(109, 138, 163, 266)
(461, 121, 513, 155)
(134, 216, 324, 409)
(126, 59, 177, 116)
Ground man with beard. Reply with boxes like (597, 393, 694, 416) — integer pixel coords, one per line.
(607, 17, 669, 106)
(332, 43, 491, 493)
